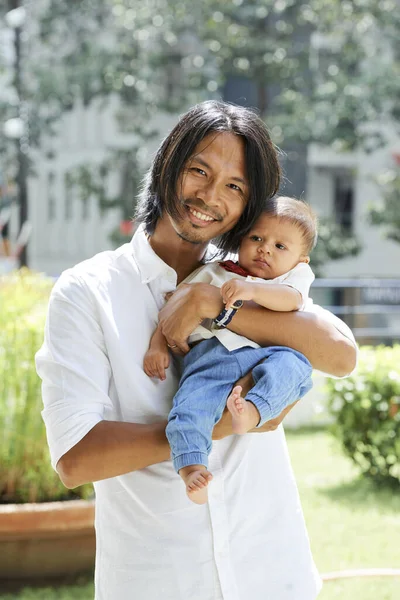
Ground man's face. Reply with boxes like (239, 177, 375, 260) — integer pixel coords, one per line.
(238, 214, 309, 279)
(169, 132, 249, 244)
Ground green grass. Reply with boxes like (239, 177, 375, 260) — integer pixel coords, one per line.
(0, 578, 93, 600)
(1, 428, 399, 599)
(287, 427, 400, 600)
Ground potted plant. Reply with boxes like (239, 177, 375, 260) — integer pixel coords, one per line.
(0, 270, 95, 580)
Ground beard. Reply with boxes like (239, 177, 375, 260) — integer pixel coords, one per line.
(168, 195, 223, 244)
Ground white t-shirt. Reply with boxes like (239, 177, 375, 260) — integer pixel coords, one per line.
(36, 225, 355, 600)
(185, 261, 315, 351)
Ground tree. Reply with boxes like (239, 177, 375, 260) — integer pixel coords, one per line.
(310, 219, 361, 277)
(33, 0, 215, 240)
(197, 0, 309, 117)
(199, 0, 400, 269)
(8, 0, 398, 266)
(275, 0, 400, 151)
(368, 154, 400, 244)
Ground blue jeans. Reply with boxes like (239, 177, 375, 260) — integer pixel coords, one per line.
(166, 338, 312, 472)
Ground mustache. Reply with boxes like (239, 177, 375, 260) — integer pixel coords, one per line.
(179, 197, 223, 222)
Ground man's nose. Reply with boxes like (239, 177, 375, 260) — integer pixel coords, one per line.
(197, 181, 220, 206)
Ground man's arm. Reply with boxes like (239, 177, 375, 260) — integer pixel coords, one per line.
(229, 302, 355, 376)
(58, 372, 280, 489)
(57, 420, 170, 488)
(42, 276, 354, 490)
(38, 272, 263, 490)
(159, 283, 357, 377)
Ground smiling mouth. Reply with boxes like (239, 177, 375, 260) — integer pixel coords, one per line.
(186, 205, 219, 226)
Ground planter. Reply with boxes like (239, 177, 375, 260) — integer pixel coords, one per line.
(0, 499, 95, 579)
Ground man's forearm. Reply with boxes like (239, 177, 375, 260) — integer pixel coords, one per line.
(228, 303, 356, 377)
(56, 420, 170, 489)
(160, 284, 356, 376)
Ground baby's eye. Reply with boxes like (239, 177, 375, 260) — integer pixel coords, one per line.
(276, 243, 286, 250)
(250, 235, 262, 242)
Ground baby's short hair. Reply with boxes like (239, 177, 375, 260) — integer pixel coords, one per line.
(262, 196, 318, 254)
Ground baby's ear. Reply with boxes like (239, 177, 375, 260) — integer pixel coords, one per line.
(300, 255, 310, 264)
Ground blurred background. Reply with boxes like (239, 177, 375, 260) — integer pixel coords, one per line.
(0, 1, 399, 599)
(1, 0, 400, 342)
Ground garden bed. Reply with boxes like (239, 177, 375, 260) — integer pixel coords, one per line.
(1, 429, 398, 599)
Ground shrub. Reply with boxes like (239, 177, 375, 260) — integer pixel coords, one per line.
(0, 270, 92, 503)
(326, 345, 400, 486)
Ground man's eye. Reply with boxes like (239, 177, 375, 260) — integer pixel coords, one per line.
(227, 183, 242, 192)
(276, 243, 286, 250)
(191, 168, 206, 176)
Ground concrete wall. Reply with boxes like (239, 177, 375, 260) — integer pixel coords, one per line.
(5, 88, 399, 280)
(6, 97, 178, 276)
(283, 373, 332, 429)
(307, 142, 400, 278)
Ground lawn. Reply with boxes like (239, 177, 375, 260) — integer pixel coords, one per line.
(289, 428, 400, 600)
(1, 428, 399, 599)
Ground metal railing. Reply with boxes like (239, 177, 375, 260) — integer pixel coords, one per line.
(310, 279, 400, 344)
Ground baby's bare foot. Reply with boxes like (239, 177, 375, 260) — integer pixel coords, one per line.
(227, 385, 260, 434)
(179, 466, 213, 505)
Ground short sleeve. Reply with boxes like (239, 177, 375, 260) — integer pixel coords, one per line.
(281, 263, 315, 309)
(35, 271, 113, 470)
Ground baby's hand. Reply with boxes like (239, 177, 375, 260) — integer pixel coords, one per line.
(221, 279, 254, 308)
(143, 348, 170, 381)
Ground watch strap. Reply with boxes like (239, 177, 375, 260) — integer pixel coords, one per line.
(214, 306, 238, 328)
(213, 300, 243, 329)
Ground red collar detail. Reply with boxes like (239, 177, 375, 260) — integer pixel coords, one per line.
(218, 260, 251, 277)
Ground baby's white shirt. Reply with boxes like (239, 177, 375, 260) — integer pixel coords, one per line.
(183, 261, 315, 351)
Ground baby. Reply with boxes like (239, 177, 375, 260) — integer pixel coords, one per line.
(144, 196, 318, 504)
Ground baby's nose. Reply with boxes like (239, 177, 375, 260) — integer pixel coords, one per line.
(259, 243, 271, 255)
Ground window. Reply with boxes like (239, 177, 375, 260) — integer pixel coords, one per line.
(334, 172, 354, 232)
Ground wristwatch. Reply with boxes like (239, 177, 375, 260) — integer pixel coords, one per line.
(213, 299, 244, 328)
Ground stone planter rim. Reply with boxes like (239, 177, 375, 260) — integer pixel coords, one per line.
(0, 498, 95, 536)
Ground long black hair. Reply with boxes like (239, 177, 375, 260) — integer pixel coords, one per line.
(135, 100, 281, 255)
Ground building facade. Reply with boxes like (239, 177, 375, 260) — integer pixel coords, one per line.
(3, 97, 399, 278)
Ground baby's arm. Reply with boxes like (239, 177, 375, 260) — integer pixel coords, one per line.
(143, 325, 170, 380)
(221, 279, 302, 312)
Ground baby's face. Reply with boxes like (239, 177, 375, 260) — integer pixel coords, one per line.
(238, 214, 309, 279)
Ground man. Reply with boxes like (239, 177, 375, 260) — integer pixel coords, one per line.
(36, 101, 356, 600)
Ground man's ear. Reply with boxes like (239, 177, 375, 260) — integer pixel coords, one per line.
(300, 255, 310, 264)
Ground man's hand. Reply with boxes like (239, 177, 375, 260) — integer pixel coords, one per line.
(212, 370, 298, 439)
(159, 283, 224, 354)
(221, 279, 255, 308)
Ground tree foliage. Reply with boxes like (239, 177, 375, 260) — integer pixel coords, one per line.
(2, 0, 397, 263)
(369, 156, 400, 244)
(310, 219, 361, 277)
(273, 0, 399, 151)
(16, 0, 398, 151)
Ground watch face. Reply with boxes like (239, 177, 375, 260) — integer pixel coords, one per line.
(232, 299, 243, 309)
